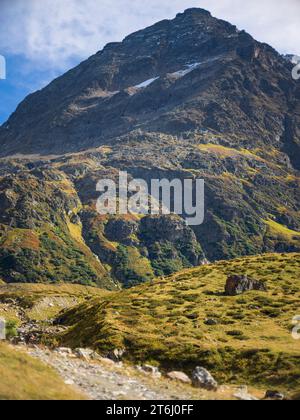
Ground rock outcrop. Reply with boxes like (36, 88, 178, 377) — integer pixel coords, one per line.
(225, 275, 267, 296)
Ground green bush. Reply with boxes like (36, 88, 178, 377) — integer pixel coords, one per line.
(5, 320, 18, 340)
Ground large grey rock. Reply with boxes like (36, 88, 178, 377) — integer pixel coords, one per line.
(225, 275, 267, 296)
(192, 367, 218, 391)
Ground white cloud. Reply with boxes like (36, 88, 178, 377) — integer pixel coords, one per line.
(0, 0, 200, 70)
(200, 0, 300, 55)
(0, 0, 299, 72)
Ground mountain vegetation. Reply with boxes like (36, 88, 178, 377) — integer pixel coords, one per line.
(55, 253, 300, 395)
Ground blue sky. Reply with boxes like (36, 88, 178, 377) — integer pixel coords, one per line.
(0, 0, 300, 124)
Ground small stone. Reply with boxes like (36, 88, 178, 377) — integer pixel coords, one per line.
(192, 367, 218, 391)
(64, 379, 75, 386)
(89, 351, 103, 361)
(265, 390, 285, 400)
(74, 348, 94, 361)
(234, 386, 258, 401)
(55, 347, 73, 355)
(167, 371, 191, 384)
(141, 364, 161, 378)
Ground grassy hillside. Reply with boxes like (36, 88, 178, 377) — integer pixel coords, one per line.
(57, 253, 300, 394)
(0, 343, 84, 400)
(0, 283, 111, 326)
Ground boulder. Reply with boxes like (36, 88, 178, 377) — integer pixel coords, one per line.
(225, 275, 267, 296)
(192, 367, 218, 391)
(167, 371, 191, 384)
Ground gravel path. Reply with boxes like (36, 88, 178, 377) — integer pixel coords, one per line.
(26, 346, 202, 400)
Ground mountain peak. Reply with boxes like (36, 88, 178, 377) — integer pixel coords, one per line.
(176, 8, 212, 18)
(0, 8, 298, 163)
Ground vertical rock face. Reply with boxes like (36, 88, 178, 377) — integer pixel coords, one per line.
(0, 8, 299, 286)
(225, 275, 267, 296)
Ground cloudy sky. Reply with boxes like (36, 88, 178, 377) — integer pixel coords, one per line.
(0, 0, 299, 123)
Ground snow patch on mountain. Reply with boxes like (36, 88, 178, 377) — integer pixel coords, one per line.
(171, 62, 201, 78)
(134, 77, 160, 89)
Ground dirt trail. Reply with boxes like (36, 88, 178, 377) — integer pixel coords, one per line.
(1, 296, 262, 401)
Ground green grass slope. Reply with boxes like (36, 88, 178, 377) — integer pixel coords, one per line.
(0, 283, 111, 324)
(57, 253, 300, 394)
(0, 343, 84, 400)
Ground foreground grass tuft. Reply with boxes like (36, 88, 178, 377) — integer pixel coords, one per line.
(0, 343, 84, 400)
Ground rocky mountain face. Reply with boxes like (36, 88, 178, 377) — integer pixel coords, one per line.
(0, 8, 299, 287)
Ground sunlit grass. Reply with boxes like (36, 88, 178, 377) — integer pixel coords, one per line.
(0, 342, 84, 400)
(58, 253, 300, 394)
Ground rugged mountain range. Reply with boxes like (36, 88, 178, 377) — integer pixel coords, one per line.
(0, 8, 299, 287)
